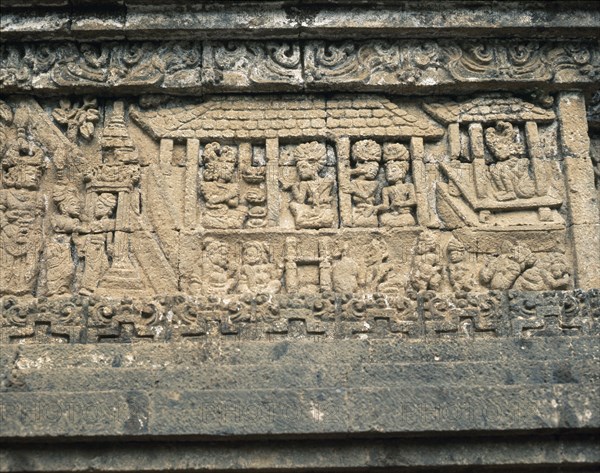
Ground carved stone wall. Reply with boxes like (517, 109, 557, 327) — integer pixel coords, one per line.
(1, 1, 599, 472)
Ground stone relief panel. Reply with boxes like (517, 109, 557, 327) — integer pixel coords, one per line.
(0, 91, 598, 342)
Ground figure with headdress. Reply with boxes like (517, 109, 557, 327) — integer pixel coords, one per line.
(361, 237, 405, 293)
(46, 184, 83, 295)
(2, 127, 45, 190)
(378, 143, 416, 227)
(446, 236, 476, 292)
(485, 122, 536, 202)
(79, 193, 117, 295)
(237, 241, 282, 294)
(0, 193, 43, 296)
(202, 238, 236, 295)
(0, 123, 45, 296)
(347, 140, 381, 226)
(200, 142, 247, 228)
(408, 231, 442, 292)
(284, 141, 335, 229)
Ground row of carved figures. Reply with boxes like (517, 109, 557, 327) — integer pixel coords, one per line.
(181, 233, 570, 297)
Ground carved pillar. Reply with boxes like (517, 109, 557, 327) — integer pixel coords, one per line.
(159, 138, 173, 175)
(265, 137, 280, 227)
(184, 138, 199, 229)
(525, 121, 549, 197)
(335, 136, 352, 227)
(319, 237, 332, 292)
(410, 136, 429, 226)
(284, 237, 298, 292)
(448, 123, 461, 160)
(558, 92, 600, 289)
(469, 123, 488, 199)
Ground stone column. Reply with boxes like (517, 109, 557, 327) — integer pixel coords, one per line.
(265, 137, 280, 227)
(184, 138, 199, 229)
(558, 92, 600, 289)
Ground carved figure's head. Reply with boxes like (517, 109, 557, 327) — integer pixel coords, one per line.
(53, 185, 81, 218)
(545, 254, 569, 280)
(446, 237, 466, 263)
(94, 193, 117, 219)
(509, 244, 536, 268)
(4, 165, 43, 190)
(352, 140, 381, 180)
(205, 239, 230, 269)
(294, 141, 327, 181)
(203, 142, 238, 183)
(242, 241, 270, 266)
(2, 128, 45, 190)
(485, 121, 525, 162)
(416, 230, 438, 255)
(383, 143, 410, 183)
(365, 237, 389, 265)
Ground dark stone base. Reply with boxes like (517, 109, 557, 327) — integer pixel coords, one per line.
(1, 336, 599, 470)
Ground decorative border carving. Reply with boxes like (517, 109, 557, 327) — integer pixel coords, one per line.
(1, 290, 598, 343)
(2, 39, 599, 93)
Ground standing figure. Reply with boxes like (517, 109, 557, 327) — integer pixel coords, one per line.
(446, 237, 476, 292)
(0, 202, 42, 296)
(348, 140, 381, 226)
(331, 242, 360, 293)
(46, 184, 83, 296)
(200, 142, 247, 228)
(237, 242, 282, 294)
(284, 141, 335, 229)
(378, 143, 416, 227)
(408, 231, 442, 291)
(78, 193, 116, 296)
(0, 123, 45, 297)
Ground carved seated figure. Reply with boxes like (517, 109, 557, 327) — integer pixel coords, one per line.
(362, 237, 405, 293)
(285, 141, 335, 229)
(202, 238, 236, 295)
(348, 140, 381, 226)
(485, 122, 536, 202)
(378, 143, 416, 227)
(237, 242, 282, 294)
(200, 142, 247, 229)
(513, 252, 570, 291)
(480, 242, 536, 290)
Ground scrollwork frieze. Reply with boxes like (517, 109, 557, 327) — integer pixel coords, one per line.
(1, 39, 598, 93)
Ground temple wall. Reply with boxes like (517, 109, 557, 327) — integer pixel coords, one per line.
(1, 1, 599, 471)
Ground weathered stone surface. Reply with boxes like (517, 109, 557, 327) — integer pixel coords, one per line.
(1, 1, 599, 471)
(1, 337, 599, 439)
